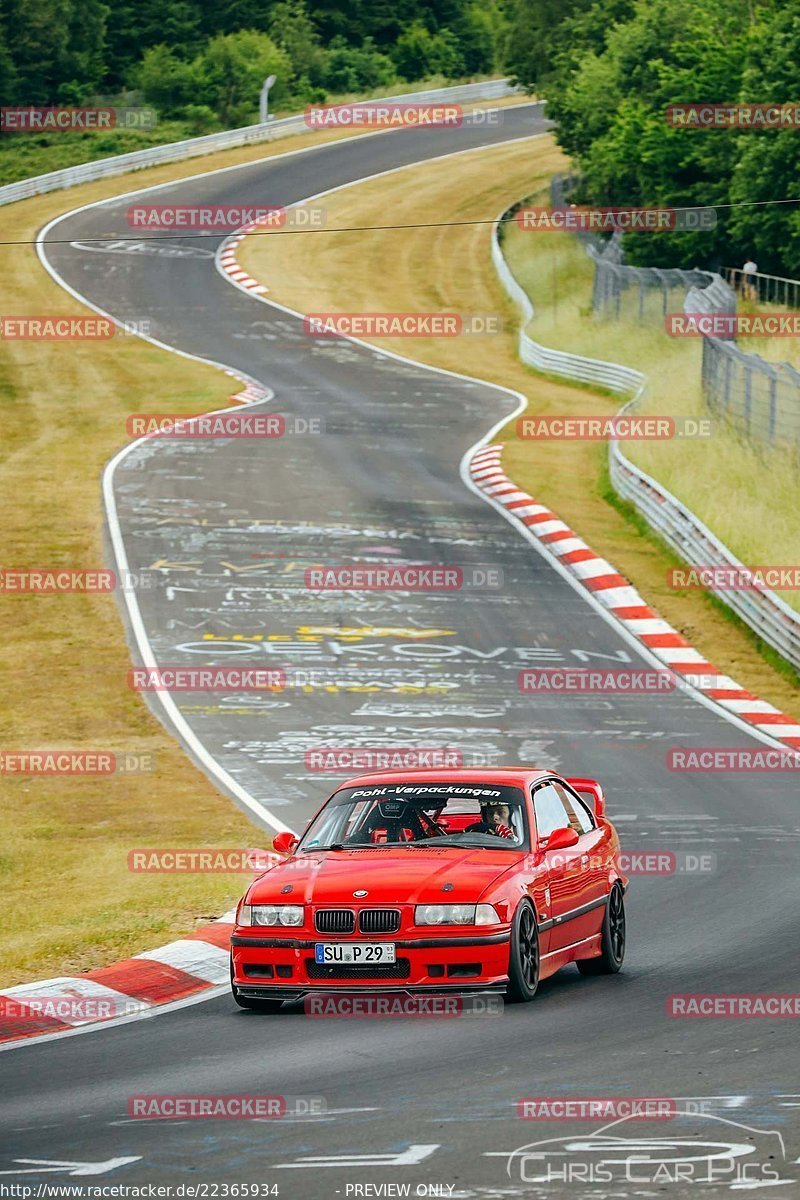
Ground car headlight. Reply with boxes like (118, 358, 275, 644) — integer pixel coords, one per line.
(414, 903, 500, 926)
(237, 904, 303, 927)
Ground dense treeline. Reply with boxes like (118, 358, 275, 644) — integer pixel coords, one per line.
(0, 0, 505, 123)
(506, 0, 800, 276)
(2, 0, 798, 275)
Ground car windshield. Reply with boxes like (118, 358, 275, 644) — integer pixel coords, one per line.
(298, 782, 529, 851)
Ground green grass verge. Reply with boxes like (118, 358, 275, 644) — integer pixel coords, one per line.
(503, 191, 800, 616)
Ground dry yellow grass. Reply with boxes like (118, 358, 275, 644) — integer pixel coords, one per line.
(0, 116, 463, 986)
(0, 97, 537, 986)
(501, 197, 800, 615)
(239, 132, 799, 718)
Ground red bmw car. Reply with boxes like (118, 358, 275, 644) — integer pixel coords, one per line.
(230, 768, 627, 1010)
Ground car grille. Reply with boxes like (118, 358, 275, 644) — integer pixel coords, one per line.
(358, 908, 401, 934)
(314, 909, 355, 934)
(306, 958, 411, 980)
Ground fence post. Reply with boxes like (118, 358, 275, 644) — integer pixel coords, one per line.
(723, 347, 733, 415)
(768, 373, 777, 444)
(743, 360, 752, 435)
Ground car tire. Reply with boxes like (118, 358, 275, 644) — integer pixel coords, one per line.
(577, 882, 626, 975)
(230, 959, 285, 1013)
(506, 899, 540, 1002)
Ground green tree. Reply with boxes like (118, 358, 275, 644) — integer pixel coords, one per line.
(453, 3, 500, 76)
(268, 0, 327, 87)
(727, 1, 800, 276)
(136, 44, 199, 116)
(1, 0, 109, 105)
(0, 7, 20, 104)
(321, 36, 396, 92)
(503, 0, 591, 91)
(392, 21, 463, 80)
(59, 0, 108, 100)
(543, 0, 751, 268)
(194, 30, 291, 124)
(309, 0, 431, 50)
(3, 0, 93, 103)
(107, 0, 201, 89)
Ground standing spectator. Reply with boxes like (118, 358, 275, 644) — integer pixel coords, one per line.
(742, 258, 758, 301)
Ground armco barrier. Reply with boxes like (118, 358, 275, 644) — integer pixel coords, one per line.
(492, 208, 800, 675)
(0, 80, 517, 207)
(609, 418, 800, 674)
(492, 214, 644, 393)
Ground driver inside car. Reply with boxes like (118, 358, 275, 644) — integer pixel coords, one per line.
(466, 801, 514, 840)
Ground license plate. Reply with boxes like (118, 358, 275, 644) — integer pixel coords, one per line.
(314, 942, 396, 965)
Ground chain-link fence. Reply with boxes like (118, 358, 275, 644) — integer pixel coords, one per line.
(589, 239, 717, 321)
(702, 338, 800, 448)
(726, 267, 800, 309)
(493, 197, 800, 673)
(549, 175, 800, 452)
(549, 175, 726, 321)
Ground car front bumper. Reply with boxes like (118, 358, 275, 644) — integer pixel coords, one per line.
(231, 929, 511, 998)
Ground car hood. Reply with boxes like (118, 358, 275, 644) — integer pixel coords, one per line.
(247, 846, 523, 907)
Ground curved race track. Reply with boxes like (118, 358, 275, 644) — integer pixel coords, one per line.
(1, 104, 799, 1196)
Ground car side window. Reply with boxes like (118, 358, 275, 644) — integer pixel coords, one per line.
(532, 784, 573, 842)
(553, 783, 595, 834)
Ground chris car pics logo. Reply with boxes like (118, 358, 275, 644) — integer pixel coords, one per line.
(500, 1112, 792, 1188)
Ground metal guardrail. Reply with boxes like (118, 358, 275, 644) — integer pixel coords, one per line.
(725, 266, 800, 309)
(549, 176, 731, 322)
(0, 79, 517, 207)
(492, 214, 645, 394)
(591, 241, 717, 321)
(492, 207, 800, 675)
(609, 412, 800, 675)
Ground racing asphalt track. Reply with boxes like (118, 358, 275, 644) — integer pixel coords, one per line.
(2, 103, 800, 1194)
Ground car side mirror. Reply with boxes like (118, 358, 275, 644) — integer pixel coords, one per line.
(272, 831, 299, 855)
(544, 826, 579, 851)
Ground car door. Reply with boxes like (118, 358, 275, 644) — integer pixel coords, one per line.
(532, 781, 600, 951)
(553, 779, 609, 939)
